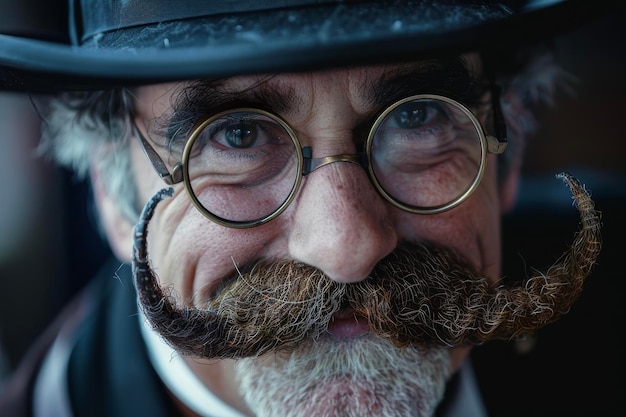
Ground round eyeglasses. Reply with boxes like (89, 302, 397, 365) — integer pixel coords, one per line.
(136, 94, 507, 228)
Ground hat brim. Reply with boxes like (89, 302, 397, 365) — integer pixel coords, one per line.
(0, 0, 614, 92)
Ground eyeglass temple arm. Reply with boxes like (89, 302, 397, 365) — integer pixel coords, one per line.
(134, 126, 184, 185)
(487, 83, 508, 155)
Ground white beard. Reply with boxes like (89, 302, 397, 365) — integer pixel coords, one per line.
(234, 334, 451, 417)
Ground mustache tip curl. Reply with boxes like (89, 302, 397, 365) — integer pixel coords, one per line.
(132, 187, 231, 357)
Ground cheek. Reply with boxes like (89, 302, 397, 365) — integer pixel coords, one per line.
(130, 140, 285, 306)
(400, 158, 502, 375)
(395, 156, 502, 282)
(144, 188, 276, 305)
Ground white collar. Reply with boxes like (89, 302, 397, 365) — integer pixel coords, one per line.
(445, 360, 489, 417)
(138, 312, 247, 417)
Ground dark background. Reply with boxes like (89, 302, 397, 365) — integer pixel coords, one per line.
(0, 5, 624, 417)
(473, 8, 626, 417)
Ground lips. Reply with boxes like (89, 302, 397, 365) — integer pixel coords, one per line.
(328, 308, 370, 337)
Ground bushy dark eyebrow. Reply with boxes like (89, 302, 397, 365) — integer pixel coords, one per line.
(365, 56, 487, 109)
(159, 75, 296, 143)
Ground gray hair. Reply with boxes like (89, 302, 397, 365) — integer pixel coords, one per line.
(37, 49, 571, 224)
(37, 89, 139, 222)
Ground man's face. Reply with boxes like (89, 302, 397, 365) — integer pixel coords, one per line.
(127, 54, 507, 416)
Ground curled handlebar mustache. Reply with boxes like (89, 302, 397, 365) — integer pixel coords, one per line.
(131, 172, 601, 359)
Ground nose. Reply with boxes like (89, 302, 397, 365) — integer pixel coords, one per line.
(287, 161, 397, 283)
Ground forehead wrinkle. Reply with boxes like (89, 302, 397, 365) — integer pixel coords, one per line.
(272, 69, 380, 125)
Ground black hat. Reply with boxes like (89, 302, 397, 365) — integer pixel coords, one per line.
(0, 0, 615, 92)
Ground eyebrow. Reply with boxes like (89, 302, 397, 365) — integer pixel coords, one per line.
(366, 56, 485, 108)
(158, 75, 296, 142)
(173, 75, 296, 119)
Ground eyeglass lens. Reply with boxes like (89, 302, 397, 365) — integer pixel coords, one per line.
(368, 97, 483, 211)
(184, 111, 301, 224)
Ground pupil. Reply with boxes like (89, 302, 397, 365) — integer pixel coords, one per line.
(395, 103, 426, 129)
(226, 124, 255, 148)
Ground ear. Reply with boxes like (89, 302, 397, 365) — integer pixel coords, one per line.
(90, 165, 134, 262)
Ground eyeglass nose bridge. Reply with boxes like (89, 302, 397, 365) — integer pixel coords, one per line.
(302, 146, 369, 176)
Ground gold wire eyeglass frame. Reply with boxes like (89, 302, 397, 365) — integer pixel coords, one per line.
(135, 92, 508, 228)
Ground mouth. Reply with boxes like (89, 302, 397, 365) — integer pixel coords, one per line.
(328, 307, 370, 338)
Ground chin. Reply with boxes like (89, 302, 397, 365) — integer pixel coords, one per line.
(234, 334, 451, 417)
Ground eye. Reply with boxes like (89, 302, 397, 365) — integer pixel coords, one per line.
(205, 116, 287, 153)
(182, 109, 302, 226)
(223, 121, 259, 148)
(392, 101, 441, 129)
(185, 111, 296, 175)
